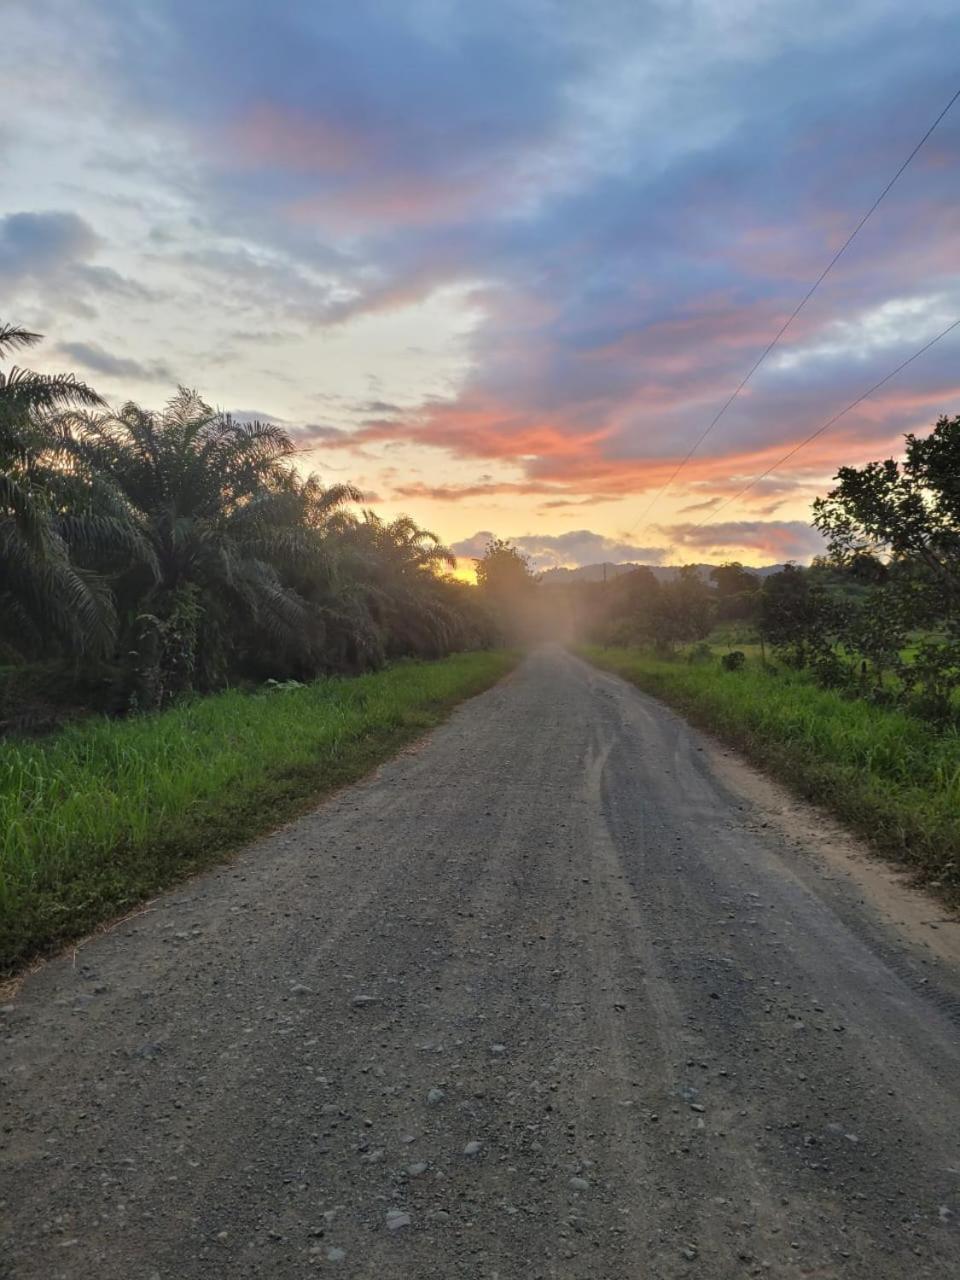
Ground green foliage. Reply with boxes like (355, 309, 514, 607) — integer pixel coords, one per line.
(575, 565, 717, 651)
(0, 324, 500, 723)
(899, 637, 960, 723)
(474, 538, 539, 641)
(650, 566, 715, 649)
(758, 564, 846, 670)
(720, 650, 746, 671)
(799, 414, 960, 720)
(0, 327, 126, 659)
(580, 645, 960, 902)
(72, 388, 334, 703)
(710, 561, 759, 621)
(570, 416, 960, 726)
(573, 566, 660, 645)
(813, 413, 960, 611)
(0, 650, 516, 973)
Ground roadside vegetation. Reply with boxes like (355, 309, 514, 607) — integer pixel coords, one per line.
(573, 413, 960, 901)
(0, 650, 514, 973)
(1, 322, 498, 733)
(0, 322, 525, 972)
(580, 644, 960, 900)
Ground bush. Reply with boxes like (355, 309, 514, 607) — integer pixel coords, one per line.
(720, 650, 745, 672)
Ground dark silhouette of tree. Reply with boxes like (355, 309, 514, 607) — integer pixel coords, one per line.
(759, 564, 847, 674)
(813, 414, 960, 612)
(710, 561, 759, 622)
(0, 323, 501, 719)
(0, 324, 144, 658)
(71, 389, 318, 701)
(814, 414, 960, 716)
(475, 539, 539, 640)
(649, 566, 714, 649)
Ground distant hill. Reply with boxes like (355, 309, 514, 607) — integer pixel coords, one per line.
(538, 561, 788, 584)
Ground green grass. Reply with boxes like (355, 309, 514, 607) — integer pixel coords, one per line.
(0, 651, 516, 974)
(579, 645, 960, 903)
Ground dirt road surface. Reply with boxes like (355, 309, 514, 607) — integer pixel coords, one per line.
(3, 647, 959, 1279)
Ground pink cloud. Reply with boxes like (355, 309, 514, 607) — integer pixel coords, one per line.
(230, 103, 370, 173)
(222, 102, 519, 231)
(327, 385, 941, 505)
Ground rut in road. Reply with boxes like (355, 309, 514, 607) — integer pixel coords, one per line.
(2, 646, 959, 1279)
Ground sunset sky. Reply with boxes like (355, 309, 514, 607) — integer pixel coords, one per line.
(3, 1, 959, 573)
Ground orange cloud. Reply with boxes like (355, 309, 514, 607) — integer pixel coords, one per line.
(348, 401, 913, 499)
(302, 351, 960, 516)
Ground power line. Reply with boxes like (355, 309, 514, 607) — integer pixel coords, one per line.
(626, 81, 960, 539)
(682, 315, 960, 535)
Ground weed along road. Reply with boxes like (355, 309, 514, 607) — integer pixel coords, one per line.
(3, 648, 960, 1279)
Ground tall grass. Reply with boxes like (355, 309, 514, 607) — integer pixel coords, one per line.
(579, 645, 960, 901)
(0, 652, 515, 973)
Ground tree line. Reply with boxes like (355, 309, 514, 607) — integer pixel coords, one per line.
(477, 413, 960, 725)
(1, 323, 497, 718)
(6, 318, 957, 726)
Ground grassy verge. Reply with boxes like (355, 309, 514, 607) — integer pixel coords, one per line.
(1, 651, 516, 974)
(579, 645, 960, 903)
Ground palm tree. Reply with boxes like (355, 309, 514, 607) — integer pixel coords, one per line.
(0, 324, 104, 427)
(2, 323, 497, 699)
(0, 323, 140, 658)
(342, 512, 470, 660)
(72, 389, 332, 700)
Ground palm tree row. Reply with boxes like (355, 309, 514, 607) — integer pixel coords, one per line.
(0, 324, 495, 712)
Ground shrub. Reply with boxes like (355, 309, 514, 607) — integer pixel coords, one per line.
(721, 650, 746, 672)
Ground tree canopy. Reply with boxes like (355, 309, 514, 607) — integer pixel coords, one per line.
(0, 324, 498, 716)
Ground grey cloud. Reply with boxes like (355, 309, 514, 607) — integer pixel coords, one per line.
(230, 408, 287, 423)
(0, 211, 100, 283)
(450, 530, 496, 559)
(59, 341, 174, 382)
(74, 264, 160, 301)
(451, 528, 666, 569)
(665, 520, 825, 561)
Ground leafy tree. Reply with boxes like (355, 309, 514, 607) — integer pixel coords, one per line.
(814, 415, 960, 718)
(899, 638, 960, 722)
(475, 537, 536, 594)
(710, 561, 759, 622)
(475, 538, 539, 640)
(586, 565, 661, 644)
(759, 564, 847, 674)
(813, 414, 960, 613)
(649, 566, 714, 650)
(835, 586, 909, 695)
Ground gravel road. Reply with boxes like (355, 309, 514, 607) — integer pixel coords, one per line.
(2, 647, 959, 1279)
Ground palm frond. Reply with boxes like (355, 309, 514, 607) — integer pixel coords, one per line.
(0, 519, 117, 656)
(0, 324, 42, 357)
(0, 367, 105, 414)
